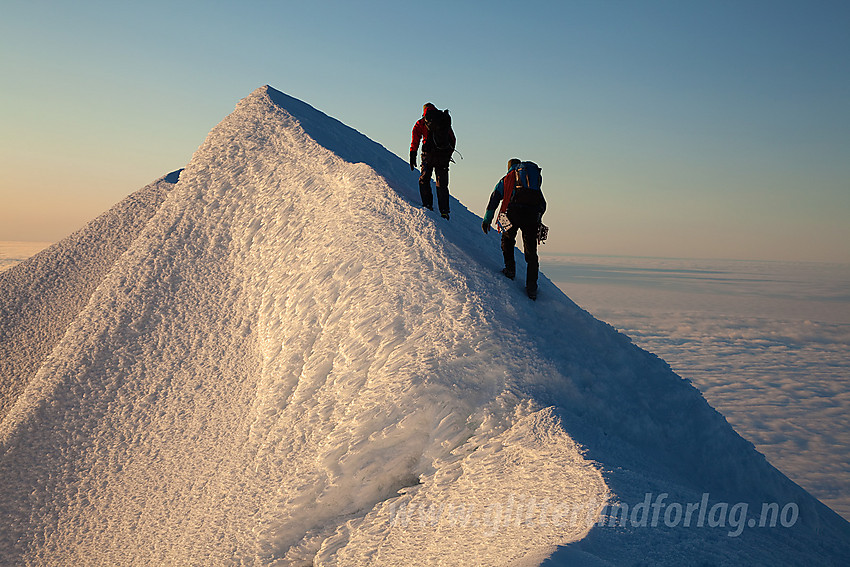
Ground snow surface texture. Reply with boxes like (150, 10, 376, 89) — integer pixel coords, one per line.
(0, 86, 847, 566)
(0, 174, 177, 423)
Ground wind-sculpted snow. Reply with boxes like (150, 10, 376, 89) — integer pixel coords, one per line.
(0, 86, 847, 565)
(0, 171, 178, 422)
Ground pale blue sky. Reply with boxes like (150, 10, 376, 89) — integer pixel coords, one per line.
(2, 0, 848, 262)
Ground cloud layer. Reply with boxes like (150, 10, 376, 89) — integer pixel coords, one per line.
(543, 254, 850, 520)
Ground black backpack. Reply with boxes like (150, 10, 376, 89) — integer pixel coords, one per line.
(424, 107, 453, 153)
(509, 161, 544, 210)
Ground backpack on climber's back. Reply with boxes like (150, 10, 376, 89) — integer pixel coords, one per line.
(515, 161, 542, 191)
(423, 107, 454, 155)
(508, 161, 544, 210)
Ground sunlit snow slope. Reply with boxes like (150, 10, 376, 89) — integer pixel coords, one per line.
(1, 86, 848, 566)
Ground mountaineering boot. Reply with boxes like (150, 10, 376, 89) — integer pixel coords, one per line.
(501, 267, 515, 280)
(527, 287, 537, 301)
(441, 212, 450, 220)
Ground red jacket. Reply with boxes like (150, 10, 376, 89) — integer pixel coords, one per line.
(410, 106, 456, 154)
(410, 117, 429, 153)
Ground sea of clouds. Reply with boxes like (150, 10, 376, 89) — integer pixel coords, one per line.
(541, 254, 850, 521)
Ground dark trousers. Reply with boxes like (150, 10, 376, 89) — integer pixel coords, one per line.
(419, 161, 450, 214)
(502, 220, 539, 292)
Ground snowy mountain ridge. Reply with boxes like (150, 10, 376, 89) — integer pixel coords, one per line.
(0, 85, 848, 565)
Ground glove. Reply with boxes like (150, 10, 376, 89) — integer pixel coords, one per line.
(482, 209, 495, 234)
(409, 150, 417, 171)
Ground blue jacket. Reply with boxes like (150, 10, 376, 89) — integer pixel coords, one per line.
(491, 162, 520, 201)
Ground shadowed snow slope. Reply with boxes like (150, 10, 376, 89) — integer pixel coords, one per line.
(0, 86, 847, 566)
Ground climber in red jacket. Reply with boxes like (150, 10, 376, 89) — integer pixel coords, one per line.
(410, 103, 456, 220)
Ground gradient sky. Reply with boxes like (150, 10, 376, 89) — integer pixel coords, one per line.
(2, 0, 848, 262)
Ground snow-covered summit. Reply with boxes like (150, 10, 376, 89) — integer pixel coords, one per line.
(0, 85, 848, 565)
